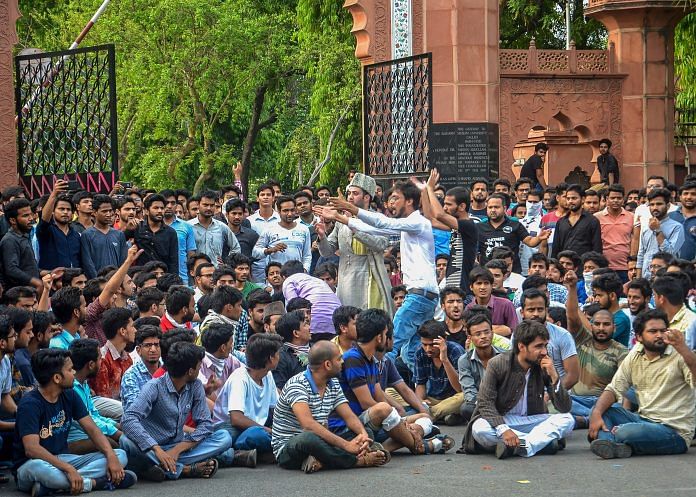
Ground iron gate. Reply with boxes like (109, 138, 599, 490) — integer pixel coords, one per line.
(363, 53, 432, 178)
(15, 44, 118, 198)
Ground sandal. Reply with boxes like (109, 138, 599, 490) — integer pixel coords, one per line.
(358, 449, 389, 467)
(424, 434, 455, 454)
(301, 455, 322, 474)
(369, 442, 392, 464)
(185, 458, 218, 478)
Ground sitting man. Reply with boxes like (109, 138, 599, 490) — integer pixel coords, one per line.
(68, 339, 123, 455)
(263, 301, 285, 334)
(90, 307, 135, 402)
(464, 320, 574, 458)
(440, 286, 467, 346)
(120, 325, 162, 412)
(271, 341, 389, 473)
(212, 333, 283, 463)
(120, 342, 234, 481)
(274, 310, 312, 390)
(591, 272, 631, 347)
(331, 305, 361, 355)
(330, 309, 454, 455)
(13, 349, 135, 496)
(588, 309, 696, 459)
(457, 314, 509, 424)
(413, 320, 465, 425)
(466, 267, 518, 337)
(199, 323, 242, 403)
(564, 270, 627, 429)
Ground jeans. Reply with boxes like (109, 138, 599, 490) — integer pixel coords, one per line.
(216, 423, 272, 453)
(16, 450, 128, 493)
(570, 395, 599, 422)
(472, 413, 575, 457)
(390, 293, 437, 371)
(594, 406, 688, 455)
(277, 431, 359, 470)
(119, 430, 233, 479)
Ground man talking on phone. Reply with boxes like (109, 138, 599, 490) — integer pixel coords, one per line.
(462, 320, 574, 459)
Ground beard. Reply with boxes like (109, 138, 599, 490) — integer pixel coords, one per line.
(592, 334, 613, 344)
(642, 340, 666, 354)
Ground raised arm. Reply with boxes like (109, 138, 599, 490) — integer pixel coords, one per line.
(563, 270, 591, 334)
(411, 171, 453, 230)
(97, 244, 143, 307)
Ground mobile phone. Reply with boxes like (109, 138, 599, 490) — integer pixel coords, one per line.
(121, 181, 132, 189)
(67, 180, 80, 190)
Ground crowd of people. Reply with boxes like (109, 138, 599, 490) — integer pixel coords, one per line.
(0, 151, 695, 494)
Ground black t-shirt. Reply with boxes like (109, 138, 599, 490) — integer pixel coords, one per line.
(13, 388, 88, 469)
(468, 207, 488, 222)
(597, 153, 620, 183)
(520, 155, 543, 183)
(445, 219, 479, 294)
(477, 218, 529, 273)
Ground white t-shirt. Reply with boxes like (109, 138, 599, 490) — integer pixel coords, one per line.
(213, 366, 278, 426)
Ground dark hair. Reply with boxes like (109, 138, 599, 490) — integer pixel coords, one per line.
(165, 286, 194, 315)
(226, 253, 251, 270)
(4, 198, 31, 221)
(679, 181, 696, 194)
(275, 195, 295, 211)
(32, 348, 71, 386)
(417, 319, 447, 340)
(466, 313, 492, 331)
(469, 266, 494, 285)
(4, 286, 37, 306)
(195, 262, 215, 278)
(133, 272, 157, 289)
(136, 287, 165, 313)
(392, 181, 421, 210)
(6, 306, 31, 335)
(61, 268, 84, 288)
(633, 308, 669, 337)
(156, 273, 184, 293)
(201, 322, 235, 354)
(221, 184, 242, 196)
(521, 275, 548, 291)
(332, 306, 361, 334)
(581, 251, 608, 269)
(265, 262, 282, 277)
(247, 289, 272, 310)
(143, 261, 168, 274)
(91, 194, 113, 212)
(159, 328, 196, 363)
(490, 246, 514, 261)
(212, 265, 235, 284)
(54, 193, 74, 212)
(626, 278, 652, 298)
(314, 262, 338, 280)
(187, 252, 211, 274)
(225, 197, 247, 214)
(487, 192, 509, 208)
(484, 259, 508, 273)
(50, 287, 82, 324)
(115, 196, 136, 211)
(592, 273, 624, 298)
(647, 175, 667, 188)
(599, 138, 612, 148)
(492, 178, 511, 190)
(286, 297, 312, 313)
(652, 275, 685, 306)
(521, 288, 549, 308)
(0, 315, 13, 341)
(514, 178, 533, 191)
(440, 286, 465, 304)
(293, 190, 313, 203)
(144, 193, 166, 210)
(557, 250, 581, 269)
(529, 253, 549, 268)
(134, 317, 161, 330)
(513, 320, 550, 353)
(565, 184, 585, 198)
(534, 142, 549, 152)
(547, 307, 567, 329)
(445, 186, 471, 210)
(69, 338, 100, 371)
(71, 190, 92, 208)
(276, 310, 307, 343)
(390, 285, 407, 298)
(584, 189, 600, 199)
(199, 190, 219, 203)
(32, 311, 56, 338)
(463, 305, 492, 322)
(647, 187, 671, 204)
(280, 260, 306, 278)
(356, 308, 390, 343)
(83, 277, 107, 305)
(651, 251, 675, 266)
(607, 184, 625, 196)
(165, 342, 205, 377)
(209, 286, 243, 313)
(102, 307, 132, 340)
(245, 333, 283, 370)
(135, 325, 162, 346)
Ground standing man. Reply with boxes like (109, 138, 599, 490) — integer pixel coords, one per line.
(669, 181, 696, 260)
(225, 198, 259, 259)
(70, 191, 94, 234)
(551, 184, 603, 258)
(507, 178, 533, 214)
(162, 189, 197, 282)
(188, 190, 239, 268)
(128, 194, 179, 275)
(519, 143, 548, 190)
(596, 139, 620, 185)
(36, 180, 81, 271)
(317, 173, 393, 314)
(630, 176, 678, 257)
(322, 182, 438, 371)
(81, 195, 128, 279)
(247, 183, 279, 282)
(253, 196, 312, 273)
(469, 180, 489, 221)
(636, 188, 684, 279)
(0, 199, 42, 293)
(595, 185, 633, 282)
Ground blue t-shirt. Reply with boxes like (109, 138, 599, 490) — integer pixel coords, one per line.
(329, 345, 377, 431)
(413, 341, 465, 399)
(14, 388, 88, 469)
(612, 310, 631, 347)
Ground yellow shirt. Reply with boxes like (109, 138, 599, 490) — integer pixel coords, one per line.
(670, 305, 696, 334)
(606, 343, 695, 444)
(331, 335, 351, 356)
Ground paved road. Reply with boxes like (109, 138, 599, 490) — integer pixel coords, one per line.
(2, 426, 695, 497)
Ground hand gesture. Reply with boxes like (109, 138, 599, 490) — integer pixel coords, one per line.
(501, 429, 520, 448)
(41, 272, 54, 290)
(427, 168, 440, 189)
(329, 197, 357, 215)
(409, 176, 426, 191)
(65, 467, 84, 495)
(314, 219, 326, 239)
(588, 414, 609, 440)
(233, 160, 243, 180)
(52, 179, 68, 197)
(205, 374, 220, 395)
(563, 269, 578, 288)
(648, 217, 660, 232)
(539, 355, 559, 386)
(538, 228, 551, 240)
(434, 337, 448, 363)
(663, 328, 686, 350)
(313, 206, 337, 222)
(125, 218, 139, 231)
(126, 244, 144, 263)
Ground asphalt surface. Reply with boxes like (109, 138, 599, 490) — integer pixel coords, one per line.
(2, 426, 694, 497)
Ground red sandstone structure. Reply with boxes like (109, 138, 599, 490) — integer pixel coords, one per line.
(345, 0, 694, 189)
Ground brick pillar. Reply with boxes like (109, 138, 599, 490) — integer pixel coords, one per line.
(586, 1, 687, 184)
(0, 0, 20, 190)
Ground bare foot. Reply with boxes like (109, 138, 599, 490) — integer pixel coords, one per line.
(356, 450, 388, 467)
(302, 455, 323, 474)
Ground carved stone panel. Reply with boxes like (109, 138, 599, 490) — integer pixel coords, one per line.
(0, 0, 21, 189)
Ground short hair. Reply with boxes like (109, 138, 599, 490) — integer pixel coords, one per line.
(633, 308, 668, 337)
(487, 192, 509, 208)
(470, 179, 489, 190)
(276, 310, 307, 343)
(245, 333, 283, 370)
(4, 198, 31, 221)
(647, 175, 667, 188)
(314, 262, 338, 280)
(4, 286, 37, 306)
(647, 187, 671, 204)
(135, 325, 162, 346)
(209, 285, 243, 313)
(547, 307, 567, 329)
(332, 305, 361, 334)
(115, 196, 135, 211)
(83, 277, 107, 304)
(286, 297, 312, 313)
(143, 260, 168, 274)
(584, 189, 600, 199)
(280, 260, 306, 278)
(521, 275, 548, 291)
(626, 278, 652, 298)
(679, 181, 696, 194)
(159, 328, 196, 363)
(61, 268, 84, 287)
(435, 254, 450, 263)
(466, 313, 492, 331)
(165, 286, 194, 315)
(91, 194, 113, 212)
(652, 275, 685, 306)
(599, 138, 612, 148)
(485, 259, 509, 273)
(565, 184, 585, 198)
(187, 195, 201, 210)
(134, 317, 161, 330)
(514, 178, 533, 190)
(469, 266, 494, 285)
(212, 265, 235, 284)
(651, 251, 675, 266)
(201, 322, 235, 354)
(417, 319, 447, 340)
(557, 250, 581, 269)
(492, 178, 511, 190)
(293, 190, 313, 203)
(69, 338, 100, 371)
(32, 348, 71, 386)
(195, 262, 215, 278)
(256, 183, 275, 197)
(390, 285, 407, 298)
(50, 287, 82, 324)
(534, 142, 549, 152)
(529, 253, 549, 268)
(520, 288, 549, 308)
(71, 190, 92, 208)
(199, 190, 219, 203)
(54, 194, 74, 211)
(32, 310, 56, 337)
(490, 246, 514, 261)
(144, 193, 166, 210)
(392, 181, 421, 210)
(592, 273, 623, 298)
(225, 197, 247, 214)
(226, 253, 251, 270)
(356, 308, 390, 343)
(265, 261, 282, 277)
(6, 306, 31, 334)
(607, 184, 625, 196)
(0, 315, 13, 341)
(165, 342, 205, 377)
(102, 307, 132, 340)
(156, 273, 184, 293)
(440, 286, 465, 304)
(275, 195, 295, 211)
(136, 287, 165, 312)
(133, 272, 157, 289)
(2, 185, 26, 201)
(187, 252, 211, 272)
(464, 305, 492, 322)
(247, 289, 272, 310)
(581, 251, 608, 269)
(445, 186, 471, 210)
(513, 320, 550, 353)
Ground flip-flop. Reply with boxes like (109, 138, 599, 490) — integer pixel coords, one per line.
(301, 455, 322, 474)
(186, 458, 218, 478)
(369, 441, 392, 464)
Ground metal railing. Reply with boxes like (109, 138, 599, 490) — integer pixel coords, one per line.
(676, 108, 696, 145)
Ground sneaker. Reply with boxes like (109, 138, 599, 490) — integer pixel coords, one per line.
(443, 414, 464, 426)
(590, 440, 633, 459)
(140, 465, 166, 482)
(495, 441, 516, 459)
(232, 449, 257, 468)
(30, 482, 52, 497)
(94, 470, 138, 491)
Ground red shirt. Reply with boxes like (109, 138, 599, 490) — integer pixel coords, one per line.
(90, 341, 133, 399)
(160, 313, 193, 333)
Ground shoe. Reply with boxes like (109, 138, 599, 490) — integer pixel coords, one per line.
(590, 440, 633, 459)
(95, 470, 138, 491)
(140, 465, 166, 482)
(232, 449, 257, 468)
(558, 437, 567, 450)
(495, 441, 516, 459)
(539, 439, 559, 455)
(258, 451, 277, 465)
(443, 414, 464, 426)
(574, 416, 589, 430)
(30, 482, 52, 497)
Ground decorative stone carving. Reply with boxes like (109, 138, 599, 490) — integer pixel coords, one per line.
(0, 0, 20, 189)
(392, 0, 411, 58)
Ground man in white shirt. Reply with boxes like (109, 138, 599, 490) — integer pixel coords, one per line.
(247, 183, 280, 282)
(318, 181, 438, 371)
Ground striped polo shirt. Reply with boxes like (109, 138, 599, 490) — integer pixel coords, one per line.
(328, 344, 378, 431)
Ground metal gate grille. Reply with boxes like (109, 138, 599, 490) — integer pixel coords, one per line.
(15, 44, 118, 198)
(363, 53, 432, 177)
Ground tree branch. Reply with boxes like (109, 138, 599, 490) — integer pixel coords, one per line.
(307, 98, 356, 185)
